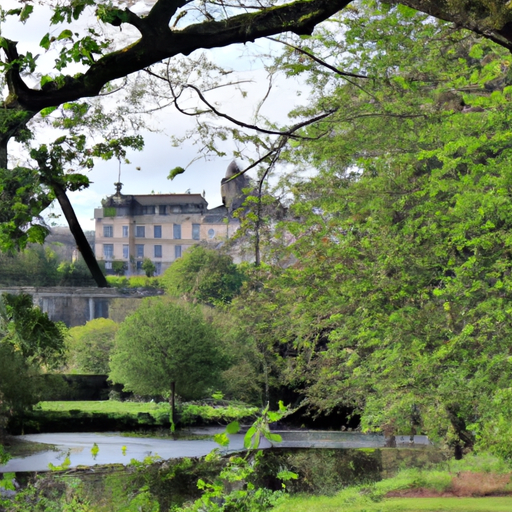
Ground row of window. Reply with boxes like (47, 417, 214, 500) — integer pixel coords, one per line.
(103, 244, 182, 259)
(103, 224, 201, 240)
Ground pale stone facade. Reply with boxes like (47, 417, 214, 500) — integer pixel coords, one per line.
(94, 164, 248, 274)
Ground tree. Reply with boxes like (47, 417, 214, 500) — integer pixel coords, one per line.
(161, 245, 246, 305)
(0, 292, 67, 438)
(141, 257, 157, 278)
(0, 292, 66, 369)
(215, 2, 512, 456)
(0, 343, 38, 419)
(109, 297, 227, 424)
(66, 318, 118, 374)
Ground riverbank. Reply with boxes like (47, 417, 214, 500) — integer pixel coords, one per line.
(271, 453, 512, 512)
(1, 450, 511, 511)
(7, 400, 259, 434)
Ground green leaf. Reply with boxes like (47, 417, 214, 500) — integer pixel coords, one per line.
(57, 29, 74, 41)
(214, 433, 230, 447)
(40, 33, 51, 50)
(226, 421, 240, 434)
(265, 432, 282, 443)
(168, 167, 186, 180)
(243, 426, 257, 449)
(20, 5, 33, 22)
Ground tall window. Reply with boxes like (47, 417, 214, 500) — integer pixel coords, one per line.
(154, 225, 162, 238)
(123, 244, 129, 259)
(103, 225, 113, 237)
(122, 225, 128, 238)
(155, 262, 162, 275)
(103, 244, 114, 259)
(192, 223, 200, 240)
(136, 244, 144, 258)
(135, 226, 145, 238)
(154, 245, 162, 258)
(175, 245, 182, 259)
(173, 224, 181, 239)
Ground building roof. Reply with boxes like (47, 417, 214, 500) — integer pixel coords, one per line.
(133, 194, 207, 206)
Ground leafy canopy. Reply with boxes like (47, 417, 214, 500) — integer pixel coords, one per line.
(162, 245, 246, 305)
(109, 297, 227, 400)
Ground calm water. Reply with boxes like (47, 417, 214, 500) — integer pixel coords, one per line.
(0, 430, 431, 472)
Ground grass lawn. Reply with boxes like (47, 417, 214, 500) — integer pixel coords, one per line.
(273, 496, 512, 512)
(36, 400, 259, 425)
(37, 400, 167, 415)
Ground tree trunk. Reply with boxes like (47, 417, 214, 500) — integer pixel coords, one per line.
(170, 381, 176, 431)
(446, 405, 474, 459)
(52, 183, 109, 288)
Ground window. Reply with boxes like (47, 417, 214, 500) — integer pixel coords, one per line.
(155, 262, 162, 275)
(103, 244, 114, 259)
(175, 245, 182, 259)
(94, 300, 109, 319)
(122, 225, 129, 238)
(159, 205, 167, 215)
(192, 224, 200, 240)
(123, 244, 129, 259)
(105, 261, 113, 270)
(173, 224, 181, 239)
(136, 244, 144, 258)
(135, 226, 145, 238)
(154, 225, 162, 238)
(154, 245, 162, 258)
(135, 205, 156, 215)
(103, 225, 113, 237)
(136, 261, 143, 271)
(208, 228, 215, 239)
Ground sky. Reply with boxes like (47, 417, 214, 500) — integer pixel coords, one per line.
(1, 1, 306, 231)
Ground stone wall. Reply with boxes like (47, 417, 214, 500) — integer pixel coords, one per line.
(0, 287, 162, 327)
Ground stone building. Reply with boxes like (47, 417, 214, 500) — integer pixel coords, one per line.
(94, 162, 250, 274)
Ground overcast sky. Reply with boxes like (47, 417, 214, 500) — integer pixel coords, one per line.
(2, 1, 306, 231)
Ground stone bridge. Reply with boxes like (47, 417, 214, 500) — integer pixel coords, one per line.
(0, 287, 162, 327)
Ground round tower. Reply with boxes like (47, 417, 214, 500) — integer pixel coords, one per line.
(221, 160, 251, 212)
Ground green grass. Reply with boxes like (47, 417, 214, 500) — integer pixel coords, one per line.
(272, 454, 512, 512)
(36, 400, 259, 425)
(37, 400, 167, 415)
(273, 496, 512, 512)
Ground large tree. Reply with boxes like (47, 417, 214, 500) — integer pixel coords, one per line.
(219, 1, 512, 457)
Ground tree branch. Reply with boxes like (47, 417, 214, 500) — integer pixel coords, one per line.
(3, 0, 352, 112)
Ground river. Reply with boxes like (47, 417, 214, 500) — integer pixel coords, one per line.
(0, 430, 431, 472)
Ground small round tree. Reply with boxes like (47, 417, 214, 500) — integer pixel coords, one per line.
(109, 297, 226, 424)
(161, 245, 245, 305)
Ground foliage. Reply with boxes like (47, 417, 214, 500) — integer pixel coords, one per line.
(66, 318, 118, 374)
(141, 258, 157, 278)
(175, 406, 296, 512)
(0, 293, 66, 369)
(0, 246, 98, 286)
(56, 258, 98, 286)
(109, 298, 228, 401)
(161, 245, 245, 305)
(221, 1, 512, 454)
(106, 275, 163, 289)
(36, 400, 258, 428)
(0, 343, 37, 417)
(179, 402, 258, 426)
(0, 246, 59, 286)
